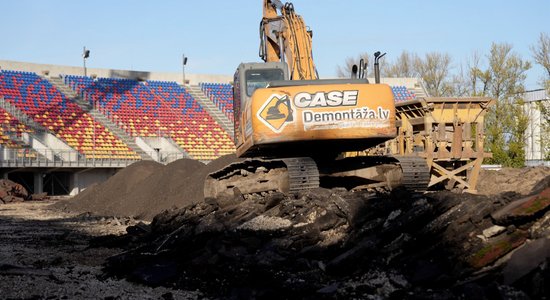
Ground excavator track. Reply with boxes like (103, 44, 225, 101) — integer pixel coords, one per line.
(204, 157, 320, 199)
(282, 157, 320, 193)
(393, 155, 431, 192)
(204, 155, 430, 199)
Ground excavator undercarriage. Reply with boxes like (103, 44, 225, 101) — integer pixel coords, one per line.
(204, 155, 430, 199)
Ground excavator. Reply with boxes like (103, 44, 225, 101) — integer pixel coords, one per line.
(204, 0, 430, 198)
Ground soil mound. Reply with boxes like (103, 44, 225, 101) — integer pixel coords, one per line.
(53, 160, 164, 218)
(120, 158, 205, 220)
(54, 154, 242, 221)
(477, 166, 550, 195)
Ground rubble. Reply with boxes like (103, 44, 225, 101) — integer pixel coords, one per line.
(1, 160, 545, 298)
(0, 179, 47, 204)
(104, 176, 550, 299)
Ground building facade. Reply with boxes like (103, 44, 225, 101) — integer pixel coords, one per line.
(523, 89, 549, 166)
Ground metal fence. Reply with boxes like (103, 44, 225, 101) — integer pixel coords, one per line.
(0, 148, 138, 168)
(0, 148, 200, 168)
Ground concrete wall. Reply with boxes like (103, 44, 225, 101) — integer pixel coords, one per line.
(136, 137, 187, 162)
(366, 77, 422, 89)
(31, 131, 80, 160)
(0, 60, 426, 89)
(22, 132, 54, 160)
(69, 168, 118, 196)
(0, 59, 233, 85)
(523, 89, 549, 163)
(524, 101, 543, 161)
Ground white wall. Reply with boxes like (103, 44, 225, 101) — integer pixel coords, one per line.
(523, 89, 549, 163)
(0, 59, 232, 85)
(0, 60, 427, 89)
(30, 131, 80, 160)
(136, 137, 186, 162)
(524, 101, 542, 160)
(69, 168, 118, 196)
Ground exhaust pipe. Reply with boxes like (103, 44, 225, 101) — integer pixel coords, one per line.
(359, 58, 366, 79)
(374, 51, 386, 84)
(351, 64, 358, 79)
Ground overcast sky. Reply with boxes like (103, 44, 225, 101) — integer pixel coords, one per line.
(1, 0, 548, 89)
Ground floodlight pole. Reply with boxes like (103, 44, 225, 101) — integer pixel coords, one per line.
(83, 46, 90, 77)
(82, 46, 95, 164)
(182, 54, 188, 86)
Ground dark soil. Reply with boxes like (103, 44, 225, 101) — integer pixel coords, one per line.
(105, 183, 550, 299)
(53, 160, 164, 218)
(50, 159, 550, 299)
(54, 154, 242, 221)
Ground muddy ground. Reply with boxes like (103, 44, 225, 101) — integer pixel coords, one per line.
(0, 200, 203, 299)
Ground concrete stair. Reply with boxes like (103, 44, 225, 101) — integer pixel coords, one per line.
(48, 77, 91, 109)
(0, 97, 71, 161)
(185, 85, 234, 138)
(47, 77, 153, 160)
(0, 97, 47, 133)
(411, 80, 429, 99)
(88, 109, 153, 160)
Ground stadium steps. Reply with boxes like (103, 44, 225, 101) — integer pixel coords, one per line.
(48, 77, 92, 109)
(0, 102, 32, 147)
(412, 81, 429, 98)
(47, 77, 154, 161)
(164, 136, 189, 156)
(87, 110, 154, 160)
(185, 85, 235, 138)
(0, 97, 71, 160)
(0, 97, 49, 136)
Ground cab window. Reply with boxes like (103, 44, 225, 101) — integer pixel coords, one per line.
(245, 69, 284, 97)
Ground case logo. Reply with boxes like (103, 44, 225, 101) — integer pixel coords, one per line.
(257, 94, 295, 133)
(294, 90, 358, 108)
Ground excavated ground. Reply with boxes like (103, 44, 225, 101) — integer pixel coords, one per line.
(0, 201, 203, 299)
(0, 157, 549, 299)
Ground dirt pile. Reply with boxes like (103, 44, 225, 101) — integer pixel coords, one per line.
(105, 171, 550, 299)
(478, 166, 550, 196)
(55, 154, 241, 221)
(54, 160, 164, 218)
(0, 179, 47, 204)
(119, 158, 205, 220)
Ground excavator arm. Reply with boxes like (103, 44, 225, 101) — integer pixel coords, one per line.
(260, 0, 317, 80)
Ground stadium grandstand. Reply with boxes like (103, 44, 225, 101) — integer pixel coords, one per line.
(0, 59, 426, 197)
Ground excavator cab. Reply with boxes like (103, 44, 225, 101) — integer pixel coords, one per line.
(232, 62, 289, 148)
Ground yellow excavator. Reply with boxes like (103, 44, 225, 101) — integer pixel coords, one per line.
(204, 0, 430, 198)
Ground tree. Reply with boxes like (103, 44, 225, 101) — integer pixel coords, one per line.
(380, 50, 453, 96)
(531, 33, 550, 79)
(414, 52, 453, 97)
(337, 42, 534, 166)
(381, 50, 418, 78)
(475, 43, 531, 167)
(336, 53, 370, 78)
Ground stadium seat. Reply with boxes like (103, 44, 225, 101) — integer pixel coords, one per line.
(63, 76, 234, 160)
(0, 70, 139, 159)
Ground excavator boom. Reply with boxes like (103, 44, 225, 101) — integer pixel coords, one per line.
(260, 0, 317, 80)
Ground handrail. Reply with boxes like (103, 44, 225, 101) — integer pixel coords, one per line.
(0, 148, 138, 168)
